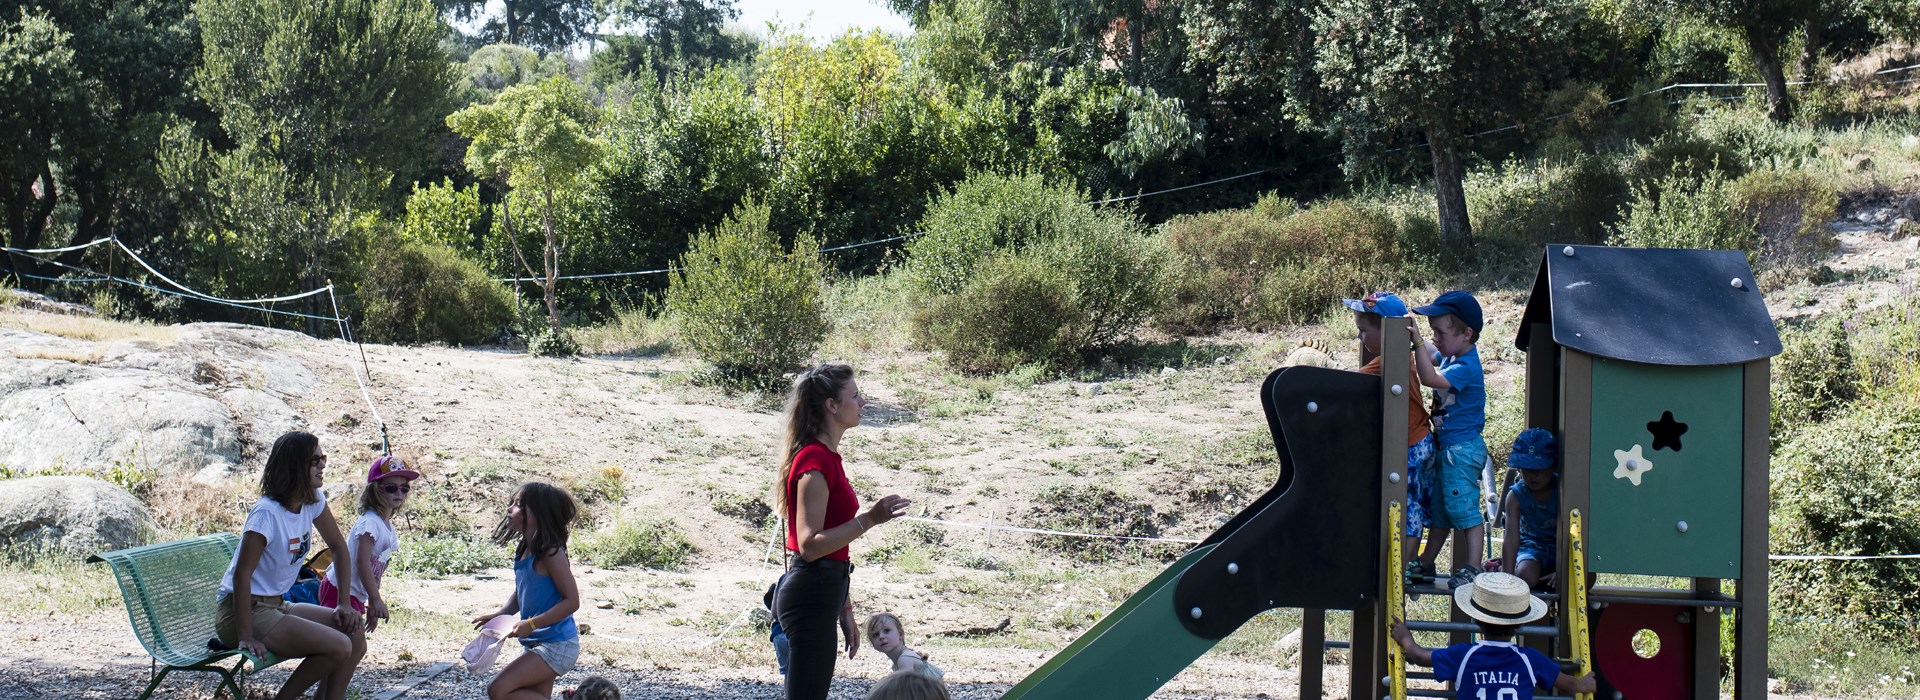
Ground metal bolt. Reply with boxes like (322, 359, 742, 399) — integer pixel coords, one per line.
(1228, 562, 1240, 575)
(1626, 459, 1640, 471)
(1731, 277, 1745, 289)
(1382, 676, 1392, 687)
(1307, 401, 1319, 413)
(1391, 384, 1404, 396)
(1676, 520, 1689, 533)
(1563, 246, 1576, 257)
(1190, 607, 1203, 620)
(1678, 612, 1693, 624)
(1389, 472, 1402, 484)
(1705, 606, 1717, 613)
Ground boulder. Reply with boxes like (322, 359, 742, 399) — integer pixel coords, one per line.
(0, 476, 156, 557)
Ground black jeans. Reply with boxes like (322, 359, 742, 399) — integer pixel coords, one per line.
(775, 559, 851, 700)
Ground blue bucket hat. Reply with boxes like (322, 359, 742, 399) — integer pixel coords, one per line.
(1412, 290, 1484, 333)
(1509, 428, 1558, 471)
(1342, 291, 1409, 318)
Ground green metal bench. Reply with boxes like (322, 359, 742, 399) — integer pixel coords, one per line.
(90, 532, 286, 700)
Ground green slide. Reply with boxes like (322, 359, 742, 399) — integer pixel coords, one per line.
(999, 545, 1223, 700)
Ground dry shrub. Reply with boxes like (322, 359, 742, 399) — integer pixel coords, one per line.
(145, 472, 249, 537)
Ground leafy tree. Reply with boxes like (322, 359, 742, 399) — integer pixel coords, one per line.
(591, 0, 753, 85)
(447, 75, 604, 337)
(1654, 0, 1816, 122)
(1305, 0, 1578, 245)
(438, 0, 596, 52)
(0, 0, 199, 284)
(401, 179, 486, 252)
(461, 43, 570, 104)
(667, 198, 828, 381)
(197, 0, 454, 314)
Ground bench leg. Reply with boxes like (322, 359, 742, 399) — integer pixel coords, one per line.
(216, 656, 248, 700)
(136, 666, 174, 700)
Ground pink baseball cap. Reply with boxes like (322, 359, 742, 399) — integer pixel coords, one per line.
(366, 454, 421, 482)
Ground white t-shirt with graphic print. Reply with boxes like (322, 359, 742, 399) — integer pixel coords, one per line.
(219, 488, 327, 597)
(324, 511, 397, 602)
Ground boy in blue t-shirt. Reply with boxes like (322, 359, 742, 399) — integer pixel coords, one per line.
(1500, 428, 1560, 590)
(1411, 290, 1489, 589)
(1391, 572, 1596, 700)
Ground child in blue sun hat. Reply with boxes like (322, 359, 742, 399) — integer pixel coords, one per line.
(1344, 291, 1439, 584)
(1498, 428, 1560, 590)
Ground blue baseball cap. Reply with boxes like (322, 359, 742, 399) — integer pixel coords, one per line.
(1509, 428, 1558, 470)
(1342, 291, 1409, 318)
(1413, 290, 1484, 333)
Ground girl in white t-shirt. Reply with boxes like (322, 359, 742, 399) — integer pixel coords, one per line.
(320, 454, 419, 632)
(216, 430, 366, 700)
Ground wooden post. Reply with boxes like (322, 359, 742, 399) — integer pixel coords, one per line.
(1302, 609, 1325, 699)
(1523, 321, 1559, 656)
(1736, 360, 1770, 699)
(1558, 350, 1594, 648)
(1354, 320, 1413, 700)
(1692, 577, 1723, 698)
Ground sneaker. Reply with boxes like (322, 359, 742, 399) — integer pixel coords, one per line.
(1446, 566, 1481, 591)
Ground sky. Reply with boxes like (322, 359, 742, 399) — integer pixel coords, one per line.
(731, 0, 913, 41)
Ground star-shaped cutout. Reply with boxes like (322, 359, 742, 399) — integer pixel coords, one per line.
(1647, 411, 1688, 452)
(1613, 444, 1654, 486)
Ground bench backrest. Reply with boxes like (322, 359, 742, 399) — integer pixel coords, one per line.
(90, 533, 239, 667)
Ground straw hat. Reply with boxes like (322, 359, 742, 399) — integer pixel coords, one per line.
(1453, 572, 1549, 626)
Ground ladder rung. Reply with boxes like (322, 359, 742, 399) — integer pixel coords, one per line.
(1589, 585, 1741, 609)
(1324, 639, 1351, 649)
(1408, 584, 1562, 602)
(1405, 620, 1559, 637)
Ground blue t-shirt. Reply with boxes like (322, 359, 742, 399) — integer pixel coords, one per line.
(1509, 480, 1559, 555)
(1432, 641, 1559, 699)
(514, 552, 579, 644)
(1431, 347, 1486, 445)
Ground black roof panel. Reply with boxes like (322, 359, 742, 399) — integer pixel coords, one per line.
(1515, 245, 1781, 366)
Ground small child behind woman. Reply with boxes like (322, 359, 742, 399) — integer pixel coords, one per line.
(866, 612, 943, 682)
(320, 454, 420, 632)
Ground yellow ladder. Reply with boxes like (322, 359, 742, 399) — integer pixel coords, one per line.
(1387, 500, 1407, 700)
(1568, 508, 1593, 700)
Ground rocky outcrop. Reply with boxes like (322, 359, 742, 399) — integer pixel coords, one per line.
(0, 475, 156, 557)
(0, 317, 317, 481)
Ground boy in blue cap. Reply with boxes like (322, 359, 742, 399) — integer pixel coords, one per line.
(1344, 292, 1438, 581)
(1499, 428, 1560, 590)
(1410, 290, 1488, 590)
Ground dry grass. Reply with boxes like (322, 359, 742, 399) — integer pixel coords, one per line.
(0, 308, 178, 345)
(144, 472, 251, 538)
(11, 347, 105, 364)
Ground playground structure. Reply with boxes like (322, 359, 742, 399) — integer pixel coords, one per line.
(1002, 244, 1780, 700)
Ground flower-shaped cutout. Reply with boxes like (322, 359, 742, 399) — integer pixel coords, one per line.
(1613, 444, 1653, 486)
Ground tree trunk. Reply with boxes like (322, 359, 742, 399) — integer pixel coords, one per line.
(1128, 14, 1146, 87)
(541, 188, 559, 335)
(1426, 125, 1473, 247)
(1800, 12, 1823, 83)
(1742, 25, 1792, 123)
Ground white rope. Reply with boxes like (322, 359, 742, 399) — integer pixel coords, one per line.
(111, 237, 333, 304)
(0, 237, 114, 255)
(327, 285, 386, 433)
(1770, 553, 1920, 561)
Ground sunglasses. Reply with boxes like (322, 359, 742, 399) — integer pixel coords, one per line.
(379, 483, 412, 495)
(309, 455, 328, 467)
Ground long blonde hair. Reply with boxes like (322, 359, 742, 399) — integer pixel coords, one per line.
(774, 363, 854, 513)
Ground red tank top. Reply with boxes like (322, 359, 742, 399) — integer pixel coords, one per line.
(785, 442, 858, 561)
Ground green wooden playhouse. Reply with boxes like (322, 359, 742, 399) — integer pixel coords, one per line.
(1517, 244, 1780, 699)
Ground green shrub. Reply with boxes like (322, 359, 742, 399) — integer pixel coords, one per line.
(390, 535, 505, 577)
(667, 200, 828, 380)
(1609, 168, 1760, 263)
(1468, 155, 1630, 249)
(527, 327, 579, 357)
(574, 302, 676, 356)
(1624, 132, 1746, 193)
(1689, 107, 1821, 170)
(360, 242, 517, 345)
(577, 517, 696, 569)
(1773, 314, 1861, 435)
(1730, 169, 1838, 268)
(907, 172, 1166, 372)
(1028, 483, 1168, 563)
(401, 179, 485, 253)
(1158, 196, 1406, 332)
(918, 253, 1077, 373)
(1850, 291, 1920, 404)
(905, 172, 1087, 297)
(1771, 401, 1920, 641)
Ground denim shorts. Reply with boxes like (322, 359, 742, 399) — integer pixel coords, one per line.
(524, 638, 579, 676)
(1429, 437, 1487, 529)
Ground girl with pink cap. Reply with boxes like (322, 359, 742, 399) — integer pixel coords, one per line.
(319, 454, 421, 632)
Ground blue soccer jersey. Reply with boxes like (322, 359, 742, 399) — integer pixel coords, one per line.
(1430, 641, 1560, 700)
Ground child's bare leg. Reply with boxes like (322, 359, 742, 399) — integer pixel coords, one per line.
(1464, 524, 1485, 570)
(258, 614, 349, 700)
(283, 603, 367, 700)
(1418, 528, 1447, 571)
(489, 652, 558, 700)
(1514, 559, 1544, 588)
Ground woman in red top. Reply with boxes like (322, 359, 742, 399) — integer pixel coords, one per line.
(773, 364, 910, 700)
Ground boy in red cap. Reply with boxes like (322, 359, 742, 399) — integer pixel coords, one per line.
(320, 454, 420, 631)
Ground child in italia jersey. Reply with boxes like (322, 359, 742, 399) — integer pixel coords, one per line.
(1390, 572, 1596, 699)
